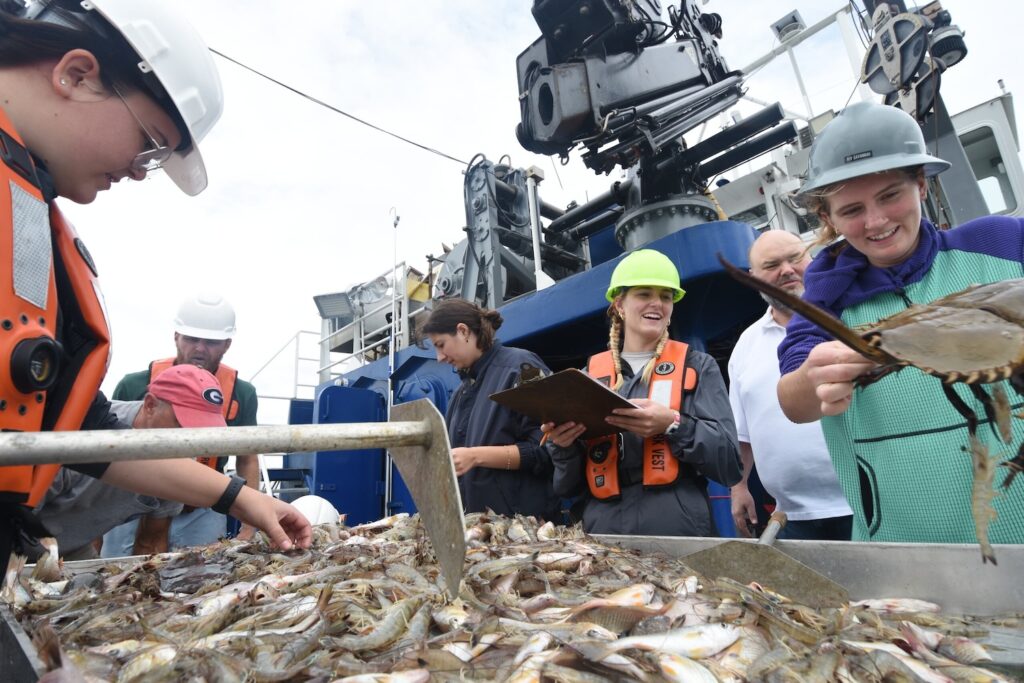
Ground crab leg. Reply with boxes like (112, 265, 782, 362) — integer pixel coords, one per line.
(967, 384, 1005, 442)
(1000, 446, 1024, 489)
(942, 384, 979, 437)
(987, 384, 1014, 444)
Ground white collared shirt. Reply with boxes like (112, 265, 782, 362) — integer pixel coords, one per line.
(728, 309, 852, 520)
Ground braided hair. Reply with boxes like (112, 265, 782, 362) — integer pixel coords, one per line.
(606, 299, 670, 389)
(607, 306, 625, 390)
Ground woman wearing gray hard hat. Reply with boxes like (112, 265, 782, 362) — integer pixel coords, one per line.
(776, 100, 1024, 546)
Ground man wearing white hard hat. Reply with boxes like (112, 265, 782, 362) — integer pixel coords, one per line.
(101, 293, 261, 555)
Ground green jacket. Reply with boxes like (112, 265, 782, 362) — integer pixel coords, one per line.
(781, 218, 1024, 544)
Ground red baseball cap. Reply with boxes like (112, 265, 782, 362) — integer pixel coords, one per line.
(147, 364, 228, 428)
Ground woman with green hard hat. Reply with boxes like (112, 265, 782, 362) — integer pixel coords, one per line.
(544, 249, 741, 536)
(777, 100, 1024, 548)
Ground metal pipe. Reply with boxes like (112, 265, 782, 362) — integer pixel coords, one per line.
(547, 179, 632, 233)
(698, 121, 798, 179)
(249, 331, 302, 385)
(648, 93, 741, 150)
(494, 177, 564, 220)
(644, 76, 742, 124)
(741, 93, 806, 123)
(619, 83, 707, 119)
(785, 45, 814, 118)
(657, 102, 784, 172)
(0, 422, 433, 466)
(526, 172, 555, 290)
(319, 318, 332, 384)
(566, 208, 622, 241)
(740, 5, 851, 74)
(386, 212, 401, 519)
(595, 86, 744, 169)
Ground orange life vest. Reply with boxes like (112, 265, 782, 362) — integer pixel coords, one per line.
(148, 358, 238, 469)
(584, 340, 697, 500)
(0, 109, 112, 508)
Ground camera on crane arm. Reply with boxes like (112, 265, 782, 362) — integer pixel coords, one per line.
(515, 0, 799, 252)
(516, 0, 734, 173)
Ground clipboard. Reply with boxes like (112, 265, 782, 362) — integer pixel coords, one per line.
(489, 369, 635, 440)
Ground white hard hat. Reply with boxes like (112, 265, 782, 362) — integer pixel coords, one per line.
(291, 495, 340, 525)
(27, 0, 224, 196)
(174, 293, 236, 340)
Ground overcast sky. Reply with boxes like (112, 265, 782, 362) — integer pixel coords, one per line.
(61, 1, 1022, 424)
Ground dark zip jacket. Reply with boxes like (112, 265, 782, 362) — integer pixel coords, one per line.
(446, 342, 560, 521)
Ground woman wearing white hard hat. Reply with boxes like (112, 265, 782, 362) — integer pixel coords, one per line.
(0, 0, 311, 573)
(777, 101, 1024, 547)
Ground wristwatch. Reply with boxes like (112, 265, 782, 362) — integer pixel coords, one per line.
(212, 475, 247, 515)
(664, 410, 682, 436)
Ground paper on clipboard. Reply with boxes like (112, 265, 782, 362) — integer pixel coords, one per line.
(489, 369, 635, 440)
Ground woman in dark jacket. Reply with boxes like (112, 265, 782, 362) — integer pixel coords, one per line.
(543, 250, 741, 536)
(420, 299, 560, 521)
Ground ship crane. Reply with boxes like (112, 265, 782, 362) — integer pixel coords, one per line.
(437, 0, 798, 309)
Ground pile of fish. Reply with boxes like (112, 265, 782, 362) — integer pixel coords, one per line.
(4, 512, 1018, 682)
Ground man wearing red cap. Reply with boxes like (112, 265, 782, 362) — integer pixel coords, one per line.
(36, 366, 237, 559)
(105, 294, 261, 554)
(144, 363, 231, 430)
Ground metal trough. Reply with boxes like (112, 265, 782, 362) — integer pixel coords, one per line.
(3, 538, 1023, 679)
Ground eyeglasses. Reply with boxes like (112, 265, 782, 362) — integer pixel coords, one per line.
(111, 84, 173, 173)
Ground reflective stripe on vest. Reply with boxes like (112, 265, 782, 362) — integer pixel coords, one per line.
(149, 358, 239, 470)
(0, 108, 111, 508)
(584, 340, 697, 500)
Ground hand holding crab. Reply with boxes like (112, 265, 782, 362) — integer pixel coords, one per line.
(803, 341, 879, 416)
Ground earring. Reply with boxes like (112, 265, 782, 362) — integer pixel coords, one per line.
(60, 79, 68, 86)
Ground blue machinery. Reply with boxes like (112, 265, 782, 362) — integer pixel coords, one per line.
(284, 220, 763, 534)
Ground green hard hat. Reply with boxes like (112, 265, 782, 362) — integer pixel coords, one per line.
(605, 249, 686, 303)
(799, 101, 950, 196)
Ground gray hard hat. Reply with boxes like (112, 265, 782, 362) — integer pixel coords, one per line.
(799, 101, 950, 195)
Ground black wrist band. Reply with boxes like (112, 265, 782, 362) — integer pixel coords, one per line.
(212, 475, 246, 515)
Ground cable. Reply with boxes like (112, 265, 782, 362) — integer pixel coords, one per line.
(549, 156, 564, 191)
(210, 48, 468, 166)
(848, 0, 871, 49)
(842, 76, 861, 110)
(927, 74, 954, 228)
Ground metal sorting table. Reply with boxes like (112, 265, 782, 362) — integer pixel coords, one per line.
(603, 535, 1024, 675)
(3, 540, 1024, 680)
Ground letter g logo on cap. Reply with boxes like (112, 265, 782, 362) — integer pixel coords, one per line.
(203, 388, 224, 405)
